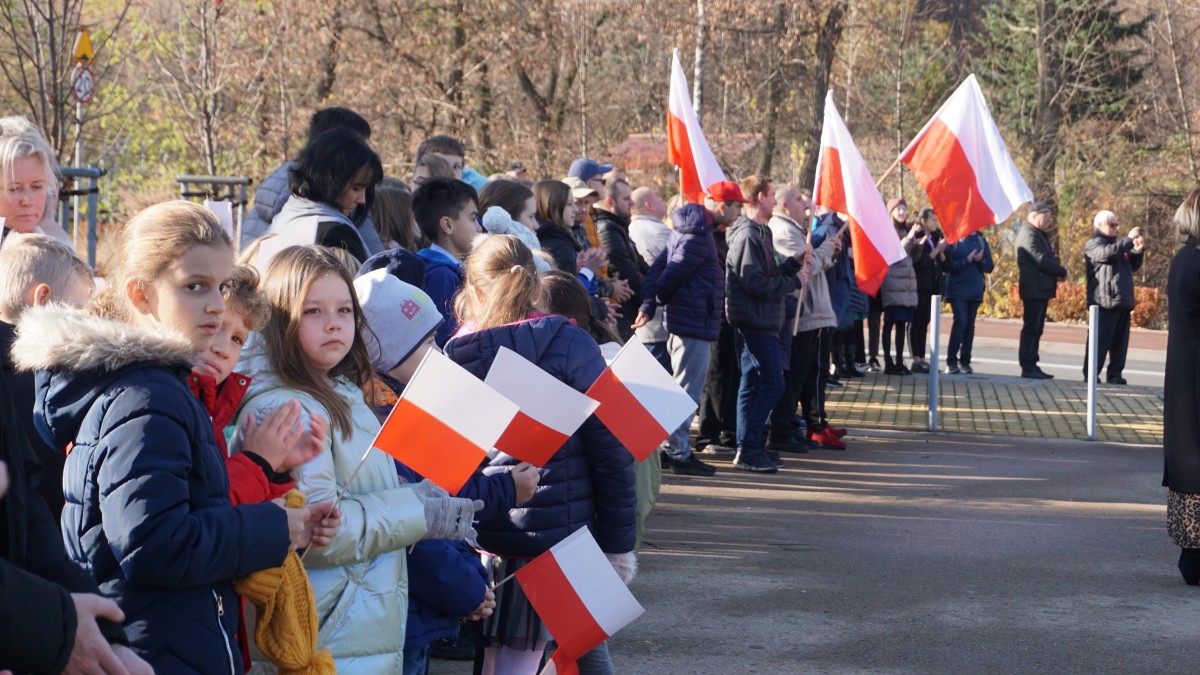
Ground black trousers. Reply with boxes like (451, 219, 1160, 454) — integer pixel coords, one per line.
(911, 290, 933, 360)
(769, 329, 820, 440)
(698, 322, 740, 447)
(1019, 298, 1050, 371)
(1083, 307, 1131, 380)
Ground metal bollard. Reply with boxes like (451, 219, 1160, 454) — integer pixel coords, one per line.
(1086, 305, 1098, 440)
(928, 294, 941, 432)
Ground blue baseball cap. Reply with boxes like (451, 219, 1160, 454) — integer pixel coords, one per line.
(567, 158, 613, 181)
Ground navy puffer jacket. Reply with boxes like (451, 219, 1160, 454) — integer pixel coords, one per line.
(443, 315, 636, 558)
(640, 203, 724, 341)
(13, 305, 289, 675)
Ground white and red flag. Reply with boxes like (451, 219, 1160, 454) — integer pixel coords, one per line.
(585, 339, 697, 461)
(813, 91, 906, 297)
(515, 527, 645, 675)
(485, 347, 600, 467)
(900, 74, 1033, 243)
(373, 350, 518, 494)
(667, 49, 726, 204)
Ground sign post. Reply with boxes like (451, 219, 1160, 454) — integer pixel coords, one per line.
(70, 28, 94, 249)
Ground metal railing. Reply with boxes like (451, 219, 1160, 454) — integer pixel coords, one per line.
(176, 175, 252, 247)
(57, 165, 106, 267)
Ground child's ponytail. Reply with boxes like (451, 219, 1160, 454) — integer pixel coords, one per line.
(454, 235, 540, 331)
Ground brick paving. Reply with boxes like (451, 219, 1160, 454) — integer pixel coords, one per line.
(825, 372, 1164, 445)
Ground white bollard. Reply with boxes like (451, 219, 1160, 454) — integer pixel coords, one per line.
(928, 294, 941, 432)
(1086, 305, 1098, 441)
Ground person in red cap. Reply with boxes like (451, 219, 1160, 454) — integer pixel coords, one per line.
(722, 176, 804, 474)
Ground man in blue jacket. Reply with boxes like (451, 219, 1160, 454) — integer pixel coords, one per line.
(635, 203, 723, 477)
(724, 177, 803, 473)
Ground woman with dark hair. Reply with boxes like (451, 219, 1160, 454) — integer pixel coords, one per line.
(909, 207, 947, 373)
(533, 180, 580, 273)
(372, 180, 423, 251)
(1164, 187, 1200, 585)
(479, 180, 538, 233)
(540, 269, 619, 346)
(271, 126, 384, 262)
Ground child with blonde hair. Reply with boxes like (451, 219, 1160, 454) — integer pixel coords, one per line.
(233, 244, 482, 672)
(13, 200, 336, 673)
(442, 235, 636, 674)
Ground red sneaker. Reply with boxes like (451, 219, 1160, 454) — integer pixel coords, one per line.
(826, 426, 848, 438)
(808, 428, 847, 450)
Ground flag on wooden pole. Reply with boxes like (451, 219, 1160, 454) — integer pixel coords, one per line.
(585, 339, 696, 461)
(485, 347, 600, 467)
(813, 91, 905, 297)
(515, 528, 645, 675)
(900, 74, 1033, 243)
(373, 350, 518, 494)
(667, 49, 726, 204)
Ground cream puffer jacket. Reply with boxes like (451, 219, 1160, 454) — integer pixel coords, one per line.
(232, 345, 427, 674)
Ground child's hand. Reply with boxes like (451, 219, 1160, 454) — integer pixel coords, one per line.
(241, 400, 306, 471)
(278, 413, 328, 473)
(307, 502, 342, 547)
(282, 501, 341, 550)
(466, 588, 496, 621)
(511, 463, 540, 505)
(0, 460, 8, 500)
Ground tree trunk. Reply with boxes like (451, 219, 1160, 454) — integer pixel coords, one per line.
(798, 0, 847, 191)
(1031, 0, 1062, 215)
(314, 4, 344, 102)
(758, 2, 786, 176)
(474, 60, 493, 162)
(1163, 0, 1198, 182)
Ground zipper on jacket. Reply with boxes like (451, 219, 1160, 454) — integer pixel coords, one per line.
(212, 589, 236, 675)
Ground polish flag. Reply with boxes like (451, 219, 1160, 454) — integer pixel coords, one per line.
(900, 74, 1033, 243)
(516, 528, 644, 675)
(373, 350, 518, 494)
(585, 339, 697, 461)
(667, 48, 726, 204)
(485, 347, 600, 467)
(812, 91, 906, 297)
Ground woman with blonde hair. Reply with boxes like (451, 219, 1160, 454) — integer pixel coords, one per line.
(0, 116, 71, 247)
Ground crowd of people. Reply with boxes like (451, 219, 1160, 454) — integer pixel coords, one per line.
(0, 103, 1195, 675)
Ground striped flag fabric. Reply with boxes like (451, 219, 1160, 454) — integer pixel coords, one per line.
(516, 528, 645, 675)
(485, 347, 600, 467)
(900, 74, 1033, 243)
(373, 350, 518, 494)
(813, 90, 906, 297)
(585, 339, 697, 461)
(667, 48, 726, 204)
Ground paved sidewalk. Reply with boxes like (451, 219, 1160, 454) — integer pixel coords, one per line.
(826, 372, 1164, 445)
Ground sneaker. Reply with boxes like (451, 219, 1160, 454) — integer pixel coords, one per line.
(670, 454, 718, 476)
(827, 377, 845, 389)
(960, 364, 974, 375)
(945, 364, 960, 374)
(659, 450, 675, 468)
(897, 364, 912, 376)
(910, 361, 930, 374)
(766, 437, 808, 454)
(765, 449, 784, 467)
(734, 451, 779, 473)
(697, 443, 736, 457)
(808, 428, 847, 450)
(826, 426, 848, 438)
(867, 358, 882, 372)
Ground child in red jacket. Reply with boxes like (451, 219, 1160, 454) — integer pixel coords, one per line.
(186, 264, 327, 670)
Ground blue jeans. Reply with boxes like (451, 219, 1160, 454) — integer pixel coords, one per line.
(646, 341, 672, 374)
(736, 330, 785, 454)
(403, 643, 431, 675)
(577, 641, 614, 675)
(664, 336, 713, 462)
(947, 299, 980, 367)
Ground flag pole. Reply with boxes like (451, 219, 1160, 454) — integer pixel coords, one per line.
(874, 155, 903, 189)
(298, 443, 375, 563)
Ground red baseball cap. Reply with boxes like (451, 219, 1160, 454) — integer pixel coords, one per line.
(706, 180, 751, 204)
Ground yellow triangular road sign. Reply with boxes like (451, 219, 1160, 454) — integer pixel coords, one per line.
(72, 29, 93, 63)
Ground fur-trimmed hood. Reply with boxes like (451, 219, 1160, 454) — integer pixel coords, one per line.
(11, 303, 198, 455)
(12, 303, 196, 374)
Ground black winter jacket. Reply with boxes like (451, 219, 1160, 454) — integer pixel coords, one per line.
(1016, 223, 1066, 300)
(724, 215, 801, 333)
(594, 209, 646, 340)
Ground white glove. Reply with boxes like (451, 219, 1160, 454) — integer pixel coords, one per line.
(606, 551, 637, 585)
(413, 479, 450, 501)
(417, 493, 483, 541)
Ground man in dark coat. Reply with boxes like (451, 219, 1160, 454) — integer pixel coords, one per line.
(1015, 201, 1067, 379)
(635, 203, 722, 477)
(1083, 210, 1145, 384)
(594, 180, 644, 340)
(695, 194, 742, 458)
